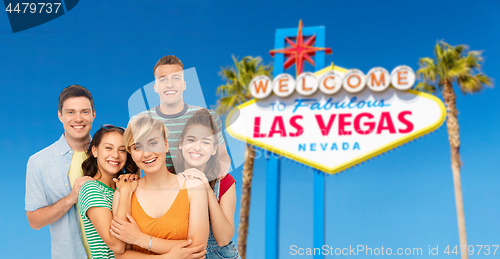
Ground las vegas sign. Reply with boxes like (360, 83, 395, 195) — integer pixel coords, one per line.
(225, 64, 446, 174)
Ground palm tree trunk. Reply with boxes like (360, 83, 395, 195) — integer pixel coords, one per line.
(442, 81, 468, 259)
(238, 144, 255, 259)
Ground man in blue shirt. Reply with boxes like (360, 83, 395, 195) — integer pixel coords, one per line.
(25, 85, 95, 259)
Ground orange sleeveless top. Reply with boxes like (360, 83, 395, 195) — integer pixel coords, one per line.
(131, 183, 190, 254)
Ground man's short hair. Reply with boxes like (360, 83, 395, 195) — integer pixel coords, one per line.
(58, 85, 95, 113)
(154, 55, 185, 75)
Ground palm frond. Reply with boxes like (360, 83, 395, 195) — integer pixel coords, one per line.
(216, 97, 235, 115)
(452, 44, 467, 56)
(417, 41, 493, 96)
(216, 55, 273, 113)
(448, 59, 469, 79)
(417, 57, 438, 83)
(415, 82, 436, 94)
(434, 42, 444, 61)
(464, 51, 483, 69)
(458, 73, 493, 94)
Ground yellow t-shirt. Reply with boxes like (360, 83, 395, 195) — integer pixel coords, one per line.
(69, 150, 91, 259)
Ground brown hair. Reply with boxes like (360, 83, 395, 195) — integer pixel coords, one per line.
(153, 55, 184, 76)
(174, 109, 220, 189)
(58, 85, 95, 114)
(82, 128, 139, 178)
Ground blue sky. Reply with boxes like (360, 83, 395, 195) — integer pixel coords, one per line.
(0, 0, 499, 258)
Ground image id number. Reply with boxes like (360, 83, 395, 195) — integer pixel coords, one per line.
(444, 245, 499, 256)
(6, 3, 62, 14)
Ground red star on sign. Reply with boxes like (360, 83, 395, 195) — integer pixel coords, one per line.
(270, 20, 332, 76)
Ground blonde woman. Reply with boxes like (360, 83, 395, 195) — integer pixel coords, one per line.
(111, 115, 208, 259)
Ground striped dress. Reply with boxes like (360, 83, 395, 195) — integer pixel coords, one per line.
(132, 104, 224, 172)
(78, 180, 115, 259)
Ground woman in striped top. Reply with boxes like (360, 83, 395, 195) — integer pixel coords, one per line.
(78, 125, 140, 259)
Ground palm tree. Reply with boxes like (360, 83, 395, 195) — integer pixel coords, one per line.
(416, 41, 493, 259)
(217, 56, 272, 259)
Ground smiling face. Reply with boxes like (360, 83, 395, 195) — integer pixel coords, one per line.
(58, 96, 95, 143)
(92, 132, 127, 178)
(154, 64, 186, 107)
(179, 125, 217, 171)
(130, 129, 169, 174)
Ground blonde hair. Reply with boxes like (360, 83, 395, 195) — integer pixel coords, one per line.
(124, 115, 169, 152)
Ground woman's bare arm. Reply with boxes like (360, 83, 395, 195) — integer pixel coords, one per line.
(180, 169, 236, 246)
(87, 180, 135, 254)
(111, 214, 187, 254)
(111, 178, 207, 254)
(186, 178, 209, 248)
(207, 183, 236, 246)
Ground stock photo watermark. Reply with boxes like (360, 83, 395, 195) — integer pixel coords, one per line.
(290, 245, 499, 256)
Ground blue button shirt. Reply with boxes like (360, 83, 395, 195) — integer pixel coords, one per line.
(25, 134, 87, 259)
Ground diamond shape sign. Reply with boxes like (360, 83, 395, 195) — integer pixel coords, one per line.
(225, 65, 446, 174)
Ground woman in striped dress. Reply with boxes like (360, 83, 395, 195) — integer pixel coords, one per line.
(78, 125, 139, 259)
